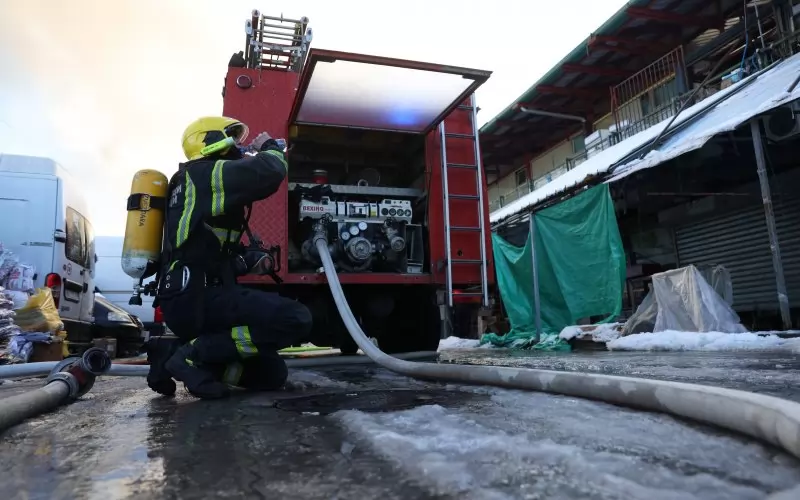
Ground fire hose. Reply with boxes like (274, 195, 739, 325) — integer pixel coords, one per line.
(0, 347, 112, 432)
(309, 233, 800, 467)
(2, 229, 800, 498)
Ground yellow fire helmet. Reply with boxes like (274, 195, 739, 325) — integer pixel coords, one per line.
(181, 116, 250, 161)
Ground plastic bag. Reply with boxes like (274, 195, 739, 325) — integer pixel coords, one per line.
(5, 290, 30, 310)
(0, 244, 19, 285)
(5, 263, 36, 293)
(14, 288, 64, 333)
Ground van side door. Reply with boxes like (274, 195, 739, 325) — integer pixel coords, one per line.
(62, 207, 93, 323)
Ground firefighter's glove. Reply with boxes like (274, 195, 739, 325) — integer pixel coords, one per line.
(242, 249, 276, 276)
(248, 132, 273, 151)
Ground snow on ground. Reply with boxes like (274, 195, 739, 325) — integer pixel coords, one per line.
(332, 384, 800, 500)
(607, 331, 800, 352)
(438, 336, 493, 351)
(557, 324, 800, 353)
(559, 323, 623, 342)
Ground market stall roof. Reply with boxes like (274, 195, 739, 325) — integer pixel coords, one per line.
(289, 49, 491, 135)
(479, 0, 756, 183)
(490, 52, 800, 225)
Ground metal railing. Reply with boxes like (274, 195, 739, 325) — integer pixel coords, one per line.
(488, 28, 800, 214)
(610, 47, 688, 141)
(489, 132, 621, 212)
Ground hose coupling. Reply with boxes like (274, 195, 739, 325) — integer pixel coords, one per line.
(46, 372, 80, 399)
(312, 214, 331, 247)
(45, 347, 112, 400)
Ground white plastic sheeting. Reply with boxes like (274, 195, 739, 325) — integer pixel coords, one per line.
(623, 265, 747, 336)
(490, 52, 800, 224)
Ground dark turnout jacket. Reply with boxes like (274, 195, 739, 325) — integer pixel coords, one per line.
(161, 141, 288, 275)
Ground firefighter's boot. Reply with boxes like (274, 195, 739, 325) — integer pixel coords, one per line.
(166, 342, 231, 399)
(145, 336, 180, 396)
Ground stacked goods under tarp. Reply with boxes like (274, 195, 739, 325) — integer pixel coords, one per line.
(621, 264, 746, 336)
(1, 242, 67, 364)
(8, 288, 67, 363)
(485, 185, 626, 349)
(0, 242, 36, 304)
(0, 286, 22, 364)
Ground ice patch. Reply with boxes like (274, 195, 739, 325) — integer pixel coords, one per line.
(285, 370, 358, 391)
(332, 399, 795, 499)
(438, 336, 491, 351)
(607, 331, 800, 352)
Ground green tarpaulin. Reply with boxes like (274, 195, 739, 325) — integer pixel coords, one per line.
(482, 184, 626, 349)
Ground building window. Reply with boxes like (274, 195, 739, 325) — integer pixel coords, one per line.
(515, 168, 528, 187)
(572, 135, 586, 154)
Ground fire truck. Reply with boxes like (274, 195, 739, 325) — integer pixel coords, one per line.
(222, 10, 495, 354)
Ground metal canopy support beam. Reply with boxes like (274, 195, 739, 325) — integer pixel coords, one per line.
(625, 7, 722, 30)
(492, 123, 585, 160)
(533, 85, 607, 100)
(529, 215, 542, 344)
(519, 106, 586, 123)
(562, 63, 630, 78)
(588, 35, 673, 55)
(749, 119, 792, 329)
(589, 38, 668, 57)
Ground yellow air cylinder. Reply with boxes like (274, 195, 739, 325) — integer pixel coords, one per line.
(122, 169, 169, 280)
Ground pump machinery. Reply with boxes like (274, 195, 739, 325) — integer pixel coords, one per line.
(122, 9, 495, 354)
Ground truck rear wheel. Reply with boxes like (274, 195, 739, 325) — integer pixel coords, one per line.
(373, 290, 441, 354)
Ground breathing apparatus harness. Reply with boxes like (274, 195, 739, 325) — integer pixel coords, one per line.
(136, 152, 284, 311)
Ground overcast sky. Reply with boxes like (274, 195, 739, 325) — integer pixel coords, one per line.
(0, 0, 627, 236)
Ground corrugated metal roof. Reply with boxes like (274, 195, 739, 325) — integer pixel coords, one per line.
(479, 0, 648, 135)
(490, 53, 800, 224)
(480, 0, 749, 179)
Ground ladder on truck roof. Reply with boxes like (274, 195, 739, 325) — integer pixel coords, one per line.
(439, 93, 490, 308)
(244, 10, 312, 72)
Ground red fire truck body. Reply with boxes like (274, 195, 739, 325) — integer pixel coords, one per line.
(220, 11, 494, 353)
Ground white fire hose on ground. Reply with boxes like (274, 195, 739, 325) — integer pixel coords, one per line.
(2, 229, 800, 498)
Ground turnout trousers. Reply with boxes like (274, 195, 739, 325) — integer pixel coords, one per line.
(159, 284, 313, 393)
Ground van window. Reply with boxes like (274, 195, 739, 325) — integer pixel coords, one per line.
(84, 218, 95, 270)
(65, 207, 89, 267)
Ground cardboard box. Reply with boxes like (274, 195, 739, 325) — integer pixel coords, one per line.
(30, 339, 64, 363)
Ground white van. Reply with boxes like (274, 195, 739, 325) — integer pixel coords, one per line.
(0, 154, 96, 339)
(94, 235, 164, 337)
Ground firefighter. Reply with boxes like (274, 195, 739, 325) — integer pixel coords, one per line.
(146, 116, 312, 399)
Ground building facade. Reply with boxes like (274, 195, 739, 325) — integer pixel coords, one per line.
(482, 0, 800, 214)
(481, 0, 800, 330)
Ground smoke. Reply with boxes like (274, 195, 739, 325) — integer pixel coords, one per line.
(0, 0, 235, 234)
(0, 0, 631, 235)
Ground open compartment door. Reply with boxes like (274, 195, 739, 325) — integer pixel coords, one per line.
(289, 49, 491, 134)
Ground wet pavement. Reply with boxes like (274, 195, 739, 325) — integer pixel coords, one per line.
(1, 351, 800, 499)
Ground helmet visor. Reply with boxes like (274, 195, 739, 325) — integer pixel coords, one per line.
(225, 123, 249, 145)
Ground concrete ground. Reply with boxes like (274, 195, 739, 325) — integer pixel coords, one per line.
(2, 350, 800, 500)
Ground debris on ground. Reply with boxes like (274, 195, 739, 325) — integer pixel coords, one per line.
(438, 336, 494, 351)
(559, 323, 624, 343)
